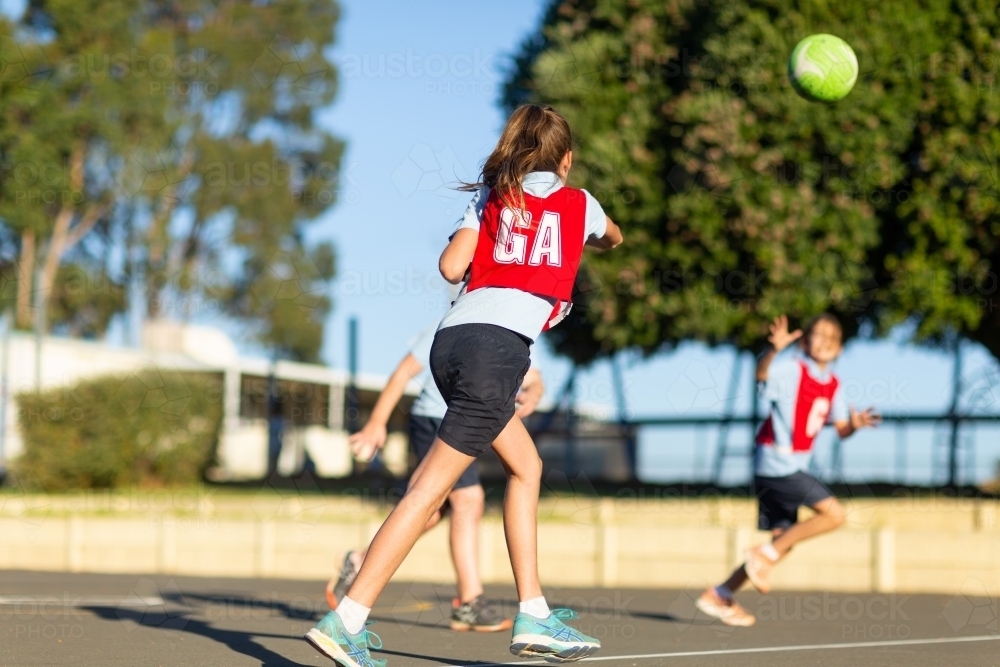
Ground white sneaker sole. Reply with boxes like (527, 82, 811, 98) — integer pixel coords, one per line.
(694, 597, 726, 619)
(305, 628, 360, 667)
(510, 633, 600, 663)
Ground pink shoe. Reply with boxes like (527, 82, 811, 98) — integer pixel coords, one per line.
(695, 587, 756, 627)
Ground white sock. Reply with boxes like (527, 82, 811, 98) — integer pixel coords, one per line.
(761, 543, 780, 562)
(336, 596, 370, 635)
(714, 585, 733, 601)
(519, 596, 550, 619)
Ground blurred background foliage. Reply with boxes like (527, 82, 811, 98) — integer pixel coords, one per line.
(506, 0, 1000, 364)
(15, 371, 223, 490)
(0, 0, 342, 362)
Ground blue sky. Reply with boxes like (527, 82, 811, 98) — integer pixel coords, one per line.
(312, 0, 544, 371)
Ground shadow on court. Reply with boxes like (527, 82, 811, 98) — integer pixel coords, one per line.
(2, 572, 997, 667)
(86, 605, 315, 667)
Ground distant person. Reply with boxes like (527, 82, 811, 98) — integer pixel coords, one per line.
(266, 388, 285, 476)
(326, 318, 544, 634)
(303, 103, 622, 667)
(696, 314, 880, 626)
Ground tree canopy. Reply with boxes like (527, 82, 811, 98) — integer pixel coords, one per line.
(506, 0, 1000, 363)
(0, 0, 343, 362)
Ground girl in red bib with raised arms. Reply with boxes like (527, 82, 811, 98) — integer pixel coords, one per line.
(695, 314, 880, 628)
(304, 105, 622, 667)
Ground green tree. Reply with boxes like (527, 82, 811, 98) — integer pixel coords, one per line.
(1, 1, 151, 335)
(225, 241, 336, 363)
(1, 1, 342, 359)
(119, 0, 343, 362)
(506, 0, 1000, 361)
(867, 0, 1000, 357)
(48, 262, 127, 339)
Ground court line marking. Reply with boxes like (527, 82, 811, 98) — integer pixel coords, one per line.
(0, 596, 165, 607)
(373, 602, 438, 613)
(452, 634, 1000, 665)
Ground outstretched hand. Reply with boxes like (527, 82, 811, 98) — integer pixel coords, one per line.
(768, 315, 803, 352)
(348, 422, 387, 462)
(850, 407, 881, 431)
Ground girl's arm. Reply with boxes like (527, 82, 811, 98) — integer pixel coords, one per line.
(585, 217, 623, 249)
(348, 353, 424, 461)
(439, 228, 479, 284)
(834, 407, 881, 439)
(756, 315, 802, 381)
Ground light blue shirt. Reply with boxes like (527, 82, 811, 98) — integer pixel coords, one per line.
(409, 323, 448, 419)
(438, 172, 608, 341)
(754, 350, 849, 478)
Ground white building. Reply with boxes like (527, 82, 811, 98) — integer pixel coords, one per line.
(0, 322, 417, 480)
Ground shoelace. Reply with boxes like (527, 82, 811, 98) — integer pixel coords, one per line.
(548, 608, 580, 621)
(357, 621, 383, 650)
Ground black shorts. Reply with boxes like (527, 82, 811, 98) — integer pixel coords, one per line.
(409, 414, 480, 490)
(430, 323, 531, 457)
(754, 471, 834, 531)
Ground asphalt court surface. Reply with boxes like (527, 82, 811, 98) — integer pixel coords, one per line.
(1, 571, 998, 666)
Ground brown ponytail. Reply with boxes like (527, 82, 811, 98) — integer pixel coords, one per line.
(461, 104, 573, 213)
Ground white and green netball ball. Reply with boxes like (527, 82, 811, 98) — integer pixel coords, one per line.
(788, 34, 858, 102)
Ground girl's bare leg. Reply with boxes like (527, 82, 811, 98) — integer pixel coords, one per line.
(448, 484, 486, 603)
(724, 498, 845, 593)
(490, 415, 543, 602)
(346, 440, 475, 607)
(771, 497, 845, 556)
(721, 565, 749, 592)
(721, 529, 783, 592)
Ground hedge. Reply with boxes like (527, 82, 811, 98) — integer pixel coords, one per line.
(15, 371, 224, 490)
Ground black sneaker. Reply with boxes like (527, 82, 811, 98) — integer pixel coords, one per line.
(450, 597, 513, 632)
(325, 550, 360, 610)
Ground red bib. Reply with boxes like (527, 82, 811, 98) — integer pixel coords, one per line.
(790, 362, 839, 452)
(466, 187, 586, 329)
(756, 361, 840, 453)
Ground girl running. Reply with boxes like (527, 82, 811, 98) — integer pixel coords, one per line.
(304, 104, 623, 667)
(328, 316, 544, 633)
(696, 313, 880, 627)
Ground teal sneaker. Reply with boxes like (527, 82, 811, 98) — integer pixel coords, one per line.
(509, 608, 600, 663)
(305, 612, 386, 667)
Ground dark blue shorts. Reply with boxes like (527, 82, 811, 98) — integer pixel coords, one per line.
(754, 471, 834, 531)
(408, 414, 480, 490)
(430, 323, 531, 457)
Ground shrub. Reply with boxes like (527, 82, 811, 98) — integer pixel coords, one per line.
(15, 371, 224, 490)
